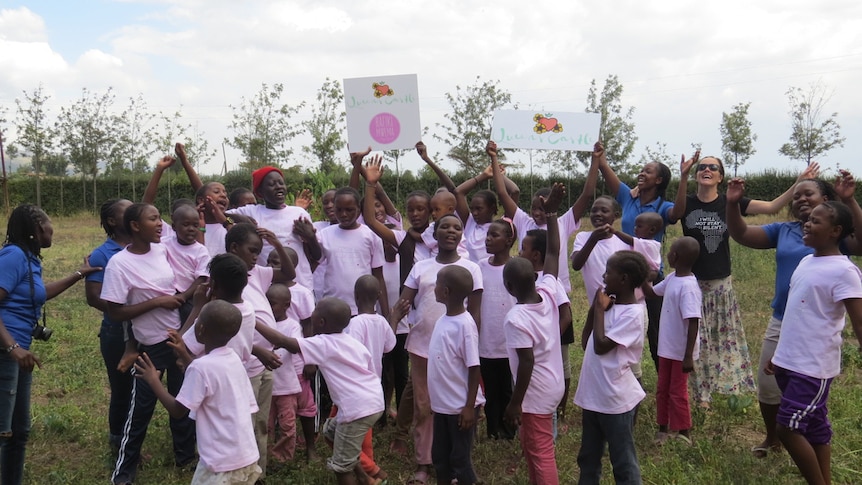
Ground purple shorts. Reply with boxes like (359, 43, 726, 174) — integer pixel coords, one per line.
(775, 367, 833, 445)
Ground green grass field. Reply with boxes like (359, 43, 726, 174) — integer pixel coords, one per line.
(6, 213, 862, 484)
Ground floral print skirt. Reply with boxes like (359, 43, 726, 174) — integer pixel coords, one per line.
(690, 276, 756, 403)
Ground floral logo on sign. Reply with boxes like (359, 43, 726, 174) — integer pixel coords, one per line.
(533, 113, 563, 134)
(372, 82, 394, 98)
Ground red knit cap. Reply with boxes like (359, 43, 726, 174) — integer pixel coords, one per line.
(251, 166, 283, 197)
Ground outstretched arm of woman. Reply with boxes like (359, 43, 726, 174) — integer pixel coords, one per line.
(747, 162, 820, 215)
(667, 150, 699, 223)
(726, 178, 772, 249)
(598, 144, 622, 197)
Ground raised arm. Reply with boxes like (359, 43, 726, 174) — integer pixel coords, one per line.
(142, 155, 175, 204)
(569, 142, 604, 222)
(598, 145, 622, 197)
(175, 143, 203, 193)
(541, 183, 566, 277)
(725, 178, 773, 249)
(416, 141, 456, 192)
(747, 162, 820, 215)
(349, 146, 372, 190)
(488, 141, 519, 218)
(453, 166, 492, 222)
(258, 227, 297, 283)
(834, 169, 862, 255)
(667, 150, 699, 223)
(362, 156, 399, 247)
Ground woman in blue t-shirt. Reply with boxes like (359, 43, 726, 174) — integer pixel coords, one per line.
(0, 204, 98, 484)
(598, 157, 674, 371)
(727, 171, 862, 458)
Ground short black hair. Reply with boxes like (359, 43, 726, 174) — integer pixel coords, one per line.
(607, 250, 649, 288)
(225, 222, 260, 253)
(209, 253, 249, 298)
(525, 228, 547, 262)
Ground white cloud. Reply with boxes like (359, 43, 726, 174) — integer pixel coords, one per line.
(0, 6, 47, 42)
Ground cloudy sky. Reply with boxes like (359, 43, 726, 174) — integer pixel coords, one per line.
(1, 0, 860, 178)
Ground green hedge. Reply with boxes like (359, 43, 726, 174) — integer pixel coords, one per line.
(3, 169, 858, 220)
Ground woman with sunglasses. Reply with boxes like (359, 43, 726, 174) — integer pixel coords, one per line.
(666, 155, 818, 409)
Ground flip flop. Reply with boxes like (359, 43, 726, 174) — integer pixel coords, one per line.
(751, 444, 781, 458)
(406, 470, 430, 485)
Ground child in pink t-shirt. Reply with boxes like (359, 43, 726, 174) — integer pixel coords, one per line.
(162, 204, 210, 325)
(265, 283, 304, 464)
(502, 183, 566, 485)
(643, 237, 702, 444)
(574, 251, 650, 484)
(134, 300, 261, 485)
(257, 298, 385, 485)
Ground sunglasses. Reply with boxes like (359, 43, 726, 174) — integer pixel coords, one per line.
(697, 164, 721, 172)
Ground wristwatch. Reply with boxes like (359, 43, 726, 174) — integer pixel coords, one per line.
(222, 217, 235, 228)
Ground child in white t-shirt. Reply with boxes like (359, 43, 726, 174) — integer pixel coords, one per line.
(317, 187, 388, 316)
(477, 218, 518, 440)
(768, 201, 862, 484)
(392, 214, 484, 483)
(232, 166, 321, 289)
(575, 250, 650, 484)
(134, 300, 261, 485)
(502, 183, 567, 485)
(643, 237, 702, 444)
(267, 247, 314, 330)
(225, 222, 297, 479)
(265, 283, 304, 465)
(257, 298, 385, 485)
(428, 265, 485, 485)
(342, 275, 396, 482)
(162, 204, 210, 325)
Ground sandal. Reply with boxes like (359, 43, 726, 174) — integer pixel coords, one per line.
(751, 443, 781, 459)
(407, 470, 430, 485)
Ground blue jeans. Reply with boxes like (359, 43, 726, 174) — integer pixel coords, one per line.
(0, 354, 33, 485)
(111, 341, 195, 484)
(577, 408, 641, 485)
(99, 322, 133, 448)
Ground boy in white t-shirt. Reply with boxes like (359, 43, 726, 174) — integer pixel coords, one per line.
(256, 298, 384, 485)
(428, 265, 485, 485)
(162, 204, 210, 325)
(342, 275, 396, 483)
(768, 201, 862, 484)
(575, 250, 650, 484)
(134, 300, 261, 485)
(502, 183, 566, 485)
(643, 237, 702, 444)
(267, 247, 314, 330)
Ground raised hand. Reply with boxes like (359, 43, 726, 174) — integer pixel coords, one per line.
(834, 169, 856, 202)
(156, 155, 176, 171)
(798, 161, 821, 182)
(294, 189, 312, 210)
(364, 155, 385, 185)
(680, 149, 700, 176)
(540, 182, 566, 214)
(591, 141, 605, 165)
(485, 140, 498, 158)
(350, 146, 373, 167)
(726, 178, 746, 204)
(292, 217, 316, 243)
(595, 288, 615, 311)
(174, 143, 187, 163)
(416, 141, 429, 159)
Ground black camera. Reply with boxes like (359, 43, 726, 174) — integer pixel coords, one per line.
(32, 324, 53, 342)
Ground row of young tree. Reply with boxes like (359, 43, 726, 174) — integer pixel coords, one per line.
(0, 75, 845, 208)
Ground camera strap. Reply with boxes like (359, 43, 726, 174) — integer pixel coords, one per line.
(26, 257, 46, 330)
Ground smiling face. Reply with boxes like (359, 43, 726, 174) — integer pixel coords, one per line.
(589, 197, 616, 228)
(637, 162, 663, 190)
(791, 180, 828, 222)
(802, 204, 840, 250)
(529, 196, 548, 227)
(259, 171, 286, 208)
(695, 157, 724, 187)
(204, 182, 229, 211)
(335, 193, 360, 229)
(372, 198, 387, 224)
(434, 215, 463, 252)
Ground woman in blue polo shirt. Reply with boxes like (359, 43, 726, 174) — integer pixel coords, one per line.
(598, 157, 674, 371)
(0, 204, 98, 485)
